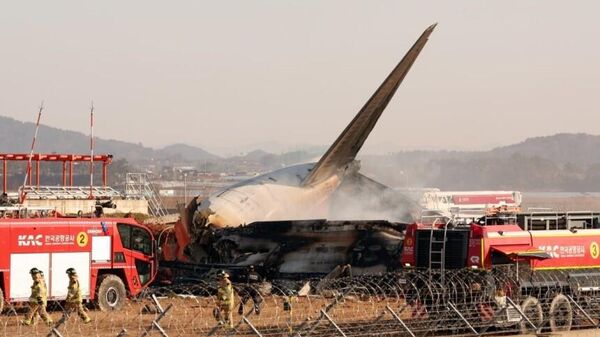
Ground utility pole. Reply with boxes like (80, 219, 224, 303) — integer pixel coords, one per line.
(184, 173, 188, 205)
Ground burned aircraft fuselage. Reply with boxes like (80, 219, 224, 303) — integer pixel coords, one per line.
(189, 219, 406, 277)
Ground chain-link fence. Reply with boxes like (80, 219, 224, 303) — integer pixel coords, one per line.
(3, 267, 600, 336)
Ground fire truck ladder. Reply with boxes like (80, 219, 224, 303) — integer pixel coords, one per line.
(125, 173, 169, 218)
(428, 218, 450, 283)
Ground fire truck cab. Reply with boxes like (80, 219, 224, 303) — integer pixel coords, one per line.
(0, 210, 157, 312)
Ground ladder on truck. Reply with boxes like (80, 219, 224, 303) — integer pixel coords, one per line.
(428, 218, 451, 284)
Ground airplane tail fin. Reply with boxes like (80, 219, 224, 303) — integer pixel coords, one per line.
(302, 24, 436, 187)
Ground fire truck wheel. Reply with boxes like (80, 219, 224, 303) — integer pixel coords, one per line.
(96, 274, 127, 311)
(519, 296, 543, 333)
(549, 294, 573, 332)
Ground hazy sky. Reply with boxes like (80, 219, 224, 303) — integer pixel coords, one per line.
(2, 1, 599, 156)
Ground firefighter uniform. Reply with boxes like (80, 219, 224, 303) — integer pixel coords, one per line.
(65, 268, 91, 323)
(238, 265, 263, 315)
(216, 271, 235, 328)
(284, 294, 294, 333)
(22, 268, 53, 326)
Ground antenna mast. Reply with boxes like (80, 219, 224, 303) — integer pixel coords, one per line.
(89, 101, 94, 199)
(20, 101, 44, 204)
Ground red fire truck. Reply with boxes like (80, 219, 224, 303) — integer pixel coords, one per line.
(401, 210, 600, 272)
(400, 210, 600, 332)
(0, 207, 157, 312)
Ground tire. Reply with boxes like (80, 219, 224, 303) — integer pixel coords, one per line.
(96, 274, 127, 311)
(549, 294, 573, 332)
(520, 296, 543, 333)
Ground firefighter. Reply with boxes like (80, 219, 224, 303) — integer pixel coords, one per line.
(22, 267, 53, 326)
(283, 290, 296, 333)
(65, 268, 91, 323)
(493, 288, 508, 309)
(216, 270, 235, 328)
(238, 265, 263, 315)
(0, 192, 11, 206)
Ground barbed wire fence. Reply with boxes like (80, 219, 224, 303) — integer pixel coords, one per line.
(2, 266, 600, 336)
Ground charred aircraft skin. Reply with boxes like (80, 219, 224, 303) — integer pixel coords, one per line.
(186, 219, 407, 278)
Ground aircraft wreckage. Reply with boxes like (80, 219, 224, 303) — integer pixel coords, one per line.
(161, 24, 437, 277)
(187, 219, 405, 277)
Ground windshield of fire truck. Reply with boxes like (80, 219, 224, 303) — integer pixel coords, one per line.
(117, 223, 152, 256)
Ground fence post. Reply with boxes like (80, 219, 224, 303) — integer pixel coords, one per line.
(46, 328, 64, 337)
(242, 316, 264, 337)
(45, 314, 68, 337)
(386, 305, 416, 337)
(565, 294, 598, 327)
(297, 286, 354, 337)
(505, 297, 537, 331)
(447, 301, 479, 336)
(152, 294, 165, 313)
(321, 309, 347, 337)
(139, 295, 173, 337)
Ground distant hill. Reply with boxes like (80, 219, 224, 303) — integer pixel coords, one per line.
(490, 133, 600, 166)
(4, 114, 600, 191)
(204, 149, 319, 173)
(241, 150, 272, 161)
(159, 143, 220, 161)
(0, 115, 219, 163)
(360, 133, 600, 192)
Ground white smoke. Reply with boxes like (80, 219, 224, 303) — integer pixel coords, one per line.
(327, 175, 422, 223)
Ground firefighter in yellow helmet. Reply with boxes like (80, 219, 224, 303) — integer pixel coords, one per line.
(65, 268, 91, 323)
(22, 267, 53, 326)
(216, 270, 235, 328)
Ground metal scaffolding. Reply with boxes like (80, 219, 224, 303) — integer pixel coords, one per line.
(125, 173, 169, 217)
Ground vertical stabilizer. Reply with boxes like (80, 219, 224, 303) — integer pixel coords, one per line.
(302, 24, 437, 187)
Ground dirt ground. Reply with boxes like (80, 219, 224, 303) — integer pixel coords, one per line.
(0, 295, 400, 337)
(3, 294, 597, 337)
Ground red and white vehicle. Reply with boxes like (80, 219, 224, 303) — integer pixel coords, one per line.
(401, 210, 600, 272)
(419, 190, 522, 222)
(0, 207, 157, 311)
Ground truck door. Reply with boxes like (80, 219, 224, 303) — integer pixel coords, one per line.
(116, 223, 153, 291)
